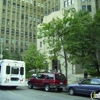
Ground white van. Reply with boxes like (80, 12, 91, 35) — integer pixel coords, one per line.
(0, 59, 25, 88)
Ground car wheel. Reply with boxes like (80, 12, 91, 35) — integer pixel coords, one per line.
(44, 84, 50, 92)
(28, 82, 33, 89)
(57, 88, 63, 92)
(69, 88, 75, 95)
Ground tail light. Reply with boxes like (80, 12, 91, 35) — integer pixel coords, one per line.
(6, 78, 9, 82)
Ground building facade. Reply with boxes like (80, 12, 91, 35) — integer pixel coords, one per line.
(43, 0, 60, 16)
(60, 0, 100, 17)
(0, 0, 60, 54)
(0, 0, 45, 54)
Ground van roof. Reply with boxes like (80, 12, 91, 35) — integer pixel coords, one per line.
(0, 59, 25, 63)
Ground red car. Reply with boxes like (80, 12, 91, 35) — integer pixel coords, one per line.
(28, 72, 67, 92)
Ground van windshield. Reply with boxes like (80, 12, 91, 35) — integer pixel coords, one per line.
(55, 74, 66, 80)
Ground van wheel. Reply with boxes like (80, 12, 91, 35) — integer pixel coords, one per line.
(69, 88, 75, 95)
(44, 84, 50, 92)
(28, 82, 33, 89)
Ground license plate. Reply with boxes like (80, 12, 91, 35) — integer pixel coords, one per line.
(60, 82, 63, 84)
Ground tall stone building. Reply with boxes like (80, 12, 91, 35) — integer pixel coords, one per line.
(43, 0, 60, 16)
(0, 0, 60, 55)
(0, 0, 44, 54)
(60, 0, 100, 17)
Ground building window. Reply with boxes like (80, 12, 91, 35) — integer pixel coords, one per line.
(11, 39, 14, 44)
(8, 1, 11, 7)
(6, 39, 9, 43)
(55, 6, 58, 11)
(17, 22, 19, 27)
(21, 14, 24, 19)
(13, 3, 16, 8)
(87, 5, 91, 12)
(82, 0, 86, 1)
(11, 48, 14, 53)
(37, 18, 40, 23)
(45, 11, 47, 15)
(21, 41, 23, 46)
(15, 48, 18, 53)
(34, 1, 36, 6)
(82, 5, 86, 11)
(12, 29, 14, 34)
(34, 9, 36, 13)
(17, 4, 20, 9)
(7, 19, 10, 25)
(12, 11, 15, 17)
(40, 42, 42, 47)
(37, 3, 40, 6)
(2, 9, 6, 13)
(22, 5, 24, 11)
(71, 0, 74, 4)
(64, 1, 68, 7)
(26, 15, 28, 20)
(20, 49, 23, 53)
(30, 16, 32, 21)
(25, 32, 28, 37)
(16, 40, 18, 45)
(12, 20, 15, 26)
(30, 24, 32, 29)
(33, 17, 36, 21)
(3, 0, 6, 6)
(1, 27, 4, 33)
(25, 41, 28, 45)
(48, 9, 50, 14)
(2, 18, 5, 24)
(16, 30, 19, 36)
(6, 28, 9, 34)
(17, 13, 20, 18)
(29, 32, 32, 37)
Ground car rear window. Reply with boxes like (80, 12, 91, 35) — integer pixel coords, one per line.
(55, 74, 66, 80)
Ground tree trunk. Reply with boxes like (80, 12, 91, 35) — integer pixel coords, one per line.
(94, 60, 100, 75)
(63, 49, 68, 79)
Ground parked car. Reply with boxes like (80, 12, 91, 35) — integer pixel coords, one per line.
(28, 72, 67, 92)
(66, 78, 100, 95)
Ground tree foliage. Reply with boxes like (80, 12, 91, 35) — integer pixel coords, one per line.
(38, 9, 100, 77)
(23, 43, 48, 77)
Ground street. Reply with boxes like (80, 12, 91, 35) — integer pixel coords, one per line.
(0, 86, 91, 100)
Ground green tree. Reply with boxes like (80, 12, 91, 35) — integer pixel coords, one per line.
(38, 9, 100, 77)
(2, 49, 9, 59)
(38, 10, 73, 78)
(64, 10, 100, 76)
(23, 43, 48, 77)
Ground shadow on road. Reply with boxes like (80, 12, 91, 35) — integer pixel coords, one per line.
(0, 86, 27, 90)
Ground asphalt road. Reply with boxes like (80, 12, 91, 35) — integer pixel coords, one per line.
(0, 86, 91, 100)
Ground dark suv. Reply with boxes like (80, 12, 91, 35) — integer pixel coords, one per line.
(28, 72, 67, 92)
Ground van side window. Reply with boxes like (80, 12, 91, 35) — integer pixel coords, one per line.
(0, 66, 1, 73)
(20, 67, 24, 75)
(6, 66, 10, 74)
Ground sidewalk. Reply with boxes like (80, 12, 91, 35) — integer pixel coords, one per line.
(68, 74, 84, 84)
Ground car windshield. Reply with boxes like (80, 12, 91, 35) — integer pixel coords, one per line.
(55, 74, 66, 80)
